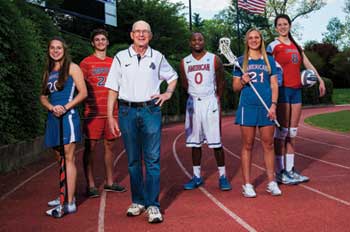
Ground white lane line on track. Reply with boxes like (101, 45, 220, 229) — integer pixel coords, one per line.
(98, 150, 125, 232)
(299, 124, 350, 138)
(0, 162, 56, 202)
(300, 185, 350, 206)
(255, 137, 350, 170)
(0, 147, 84, 202)
(98, 191, 107, 232)
(297, 135, 350, 151)
(223, 147, 350, 206)
(295, 152, 350, 170)
(173, 132, 257, 232)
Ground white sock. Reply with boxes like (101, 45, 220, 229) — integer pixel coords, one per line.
(275, 155, 284, 172)
(285, 153, 295, 172)
(218, 166, 226, 177)
(193, 166, 201, 177)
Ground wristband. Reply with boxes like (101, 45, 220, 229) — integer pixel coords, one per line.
(63, 105, 68, 112)
(271, 102, 277, 106)
(166, 89, 174, 94)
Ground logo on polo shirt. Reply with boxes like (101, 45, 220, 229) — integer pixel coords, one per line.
(186, 60, 191, 64)
(125, 63, 131, 67)
(149, 62, 156, 70)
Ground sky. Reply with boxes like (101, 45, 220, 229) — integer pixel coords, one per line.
(169, 0, 347, 45)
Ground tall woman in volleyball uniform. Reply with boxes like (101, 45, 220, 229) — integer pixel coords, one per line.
(233, 28, 281, 198)
(267, 14, 326, 184)
(40, 37, 87, 216)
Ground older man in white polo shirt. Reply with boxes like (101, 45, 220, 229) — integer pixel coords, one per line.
(105, 20, 177, 224)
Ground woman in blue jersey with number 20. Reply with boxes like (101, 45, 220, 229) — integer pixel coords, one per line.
(233, 28, 281, 198)
(39, 37, 87, 218)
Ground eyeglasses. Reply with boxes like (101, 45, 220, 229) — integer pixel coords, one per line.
(133, 30, 150, 35)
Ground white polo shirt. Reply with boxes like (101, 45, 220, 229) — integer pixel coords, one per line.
(105, 45, 178, 102)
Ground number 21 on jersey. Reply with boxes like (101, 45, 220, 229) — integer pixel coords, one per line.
(249, 71, 264, 83)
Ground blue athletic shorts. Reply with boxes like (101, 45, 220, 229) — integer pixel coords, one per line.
(278, 87, 302, 104)
(235, 105, 275, 126)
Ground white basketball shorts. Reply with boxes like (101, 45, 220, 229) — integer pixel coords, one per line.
(185, 94, 222, 148)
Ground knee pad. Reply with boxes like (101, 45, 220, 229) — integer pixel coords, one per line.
(288, 127, 298, 138)
(274, 127, 288, 140)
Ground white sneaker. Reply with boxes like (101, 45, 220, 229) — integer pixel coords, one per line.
(46, 202, 77, 218)
(266, 181, 282, 196)
(126, 203, 145, 216)
(146, 206, 163, 223)
(47, 197, 76, 207)
(242, 184, 256, 198)
(47, 197, 60, 207)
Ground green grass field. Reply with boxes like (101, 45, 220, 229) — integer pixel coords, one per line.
(304, 110, 350, 133)
(332, 89, 350, 105)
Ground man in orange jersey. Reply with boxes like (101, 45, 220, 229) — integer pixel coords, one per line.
(80, 29, 126, 198)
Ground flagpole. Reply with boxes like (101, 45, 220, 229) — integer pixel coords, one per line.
(235, 0, 241, 54)
(189, 0, 192, 31)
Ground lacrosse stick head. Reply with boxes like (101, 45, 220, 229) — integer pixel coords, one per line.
(218, 37, 231, 55)
(218, 37, 241, 70)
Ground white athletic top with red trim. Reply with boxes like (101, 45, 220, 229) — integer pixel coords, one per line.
(183, 52, 216, 98)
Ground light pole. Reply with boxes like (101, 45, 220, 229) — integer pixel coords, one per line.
(189, 0, 192, 31)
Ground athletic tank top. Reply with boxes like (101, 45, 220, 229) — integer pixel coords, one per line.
(47, 71, 77, 117)
(183, 52, 216, 97)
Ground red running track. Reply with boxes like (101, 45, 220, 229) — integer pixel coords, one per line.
(0, 105, 349, 232)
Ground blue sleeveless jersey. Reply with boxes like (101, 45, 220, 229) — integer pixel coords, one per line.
(233, 56, 277, 126)
(44, 71, 81, 147)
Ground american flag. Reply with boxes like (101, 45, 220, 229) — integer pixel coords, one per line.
(238, 0, 267, 14)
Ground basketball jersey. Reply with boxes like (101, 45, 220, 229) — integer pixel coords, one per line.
(233, 56, 277, 107)
(267, 39, 301, 88)
(80, 55, 117, 118)
(183, 52, 216, 97)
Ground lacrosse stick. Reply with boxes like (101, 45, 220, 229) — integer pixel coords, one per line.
(59, 116, 68, 203)
(51, 116, 68, 218)
(218, 37, 281, 128)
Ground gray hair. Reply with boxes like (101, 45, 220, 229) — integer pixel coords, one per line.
(132, 20, 152, 33)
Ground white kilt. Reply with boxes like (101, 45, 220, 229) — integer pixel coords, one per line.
(185, 94, 222, 148)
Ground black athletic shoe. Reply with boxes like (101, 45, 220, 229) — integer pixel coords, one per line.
(86, 187, 100, 198)
(104, 183, 127, 192)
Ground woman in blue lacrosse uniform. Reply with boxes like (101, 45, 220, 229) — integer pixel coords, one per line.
(233, 28, 281, 198)
(39, 37, 87, 217)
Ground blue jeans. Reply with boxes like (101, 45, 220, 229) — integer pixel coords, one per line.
(118, 103, 162, 208)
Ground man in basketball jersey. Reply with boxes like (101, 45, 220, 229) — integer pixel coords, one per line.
(180, 32, 231, 191)
(80, 29, 126, 198)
